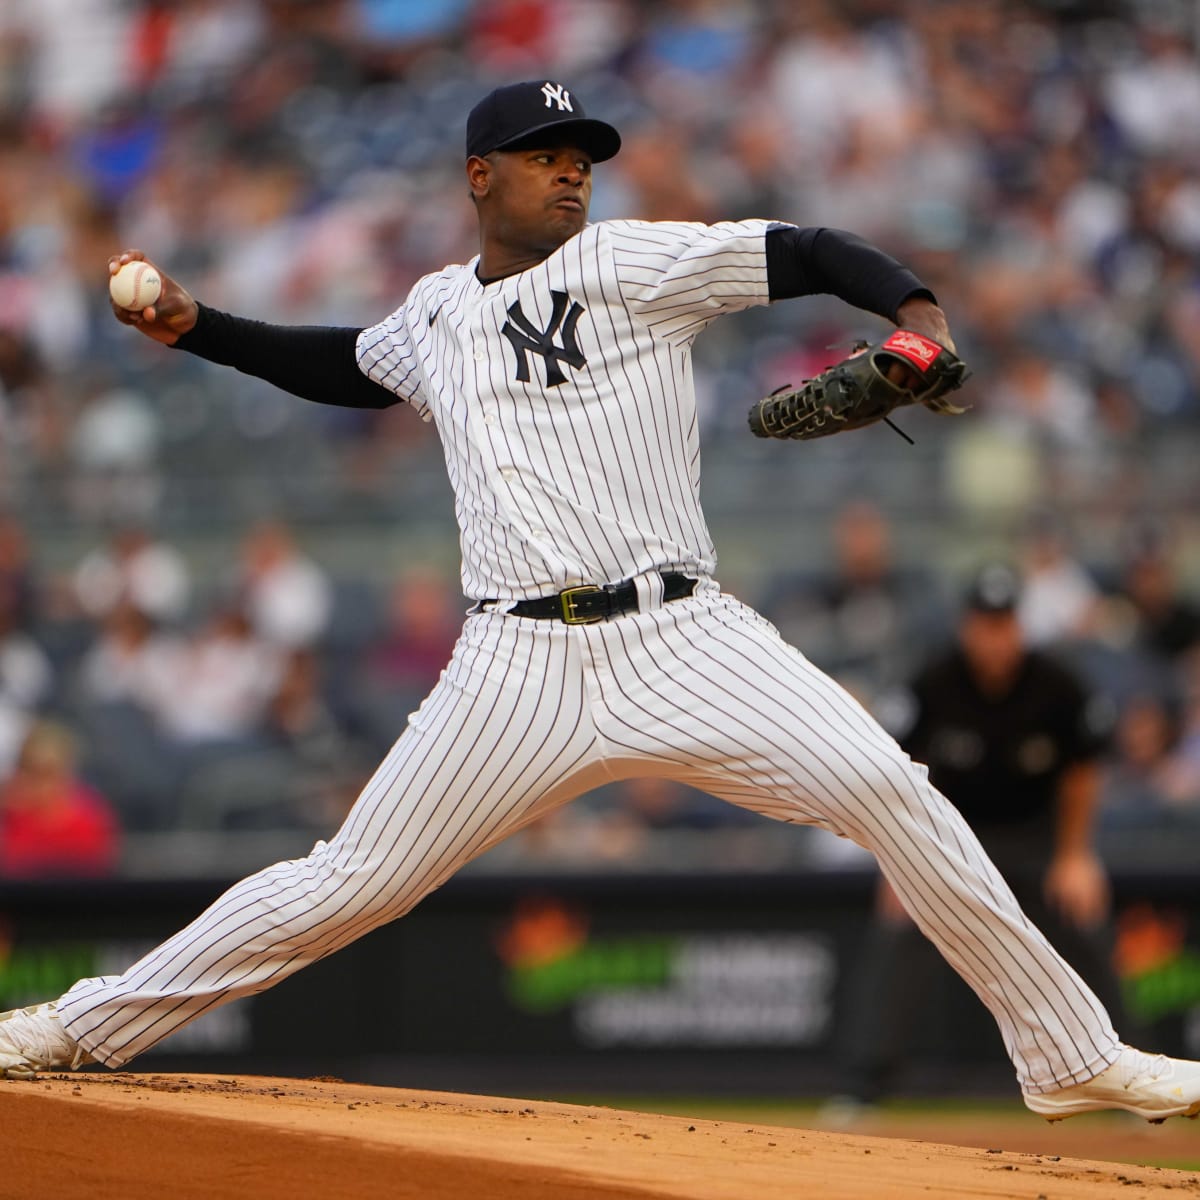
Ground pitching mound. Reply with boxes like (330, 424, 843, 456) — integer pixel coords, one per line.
(2, 1074, 1197, 1199)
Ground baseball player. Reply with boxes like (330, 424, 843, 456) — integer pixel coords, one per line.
(2, 80, 1197, 1122)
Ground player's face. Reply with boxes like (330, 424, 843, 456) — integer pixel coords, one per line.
(474, 142, 593, 253)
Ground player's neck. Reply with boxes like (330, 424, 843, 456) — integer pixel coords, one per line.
(476, 248, 549, 283)
(476, 230, 568, 283)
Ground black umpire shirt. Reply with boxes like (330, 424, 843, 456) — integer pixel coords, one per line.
(897, 648, 1109, 832)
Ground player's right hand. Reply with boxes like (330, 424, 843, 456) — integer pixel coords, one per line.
(107, 250, 199, 346)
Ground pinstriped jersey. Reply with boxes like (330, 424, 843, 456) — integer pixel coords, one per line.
(356, 218, 778, 602)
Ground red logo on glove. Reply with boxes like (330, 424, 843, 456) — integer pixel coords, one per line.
(882, 330, 941, 369)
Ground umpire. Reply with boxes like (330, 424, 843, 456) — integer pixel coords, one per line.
(830, 562, 1127, 1112)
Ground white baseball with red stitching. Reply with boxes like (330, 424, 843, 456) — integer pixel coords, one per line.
(109, 261, 162, 311)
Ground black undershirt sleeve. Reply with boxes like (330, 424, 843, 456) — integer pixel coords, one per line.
(765, 224, 935, 323)
(170, 303, 400, 409)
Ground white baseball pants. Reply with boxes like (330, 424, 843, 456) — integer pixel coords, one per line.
(58, 582, 1120, 1092)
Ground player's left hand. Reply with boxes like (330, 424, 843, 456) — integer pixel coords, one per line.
(748, 322, 968, 440)
(1044, 850, 1110, 930)
(890, 296, 956, 389)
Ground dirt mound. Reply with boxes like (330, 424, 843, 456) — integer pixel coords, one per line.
(1, 1073, 1197, 1200)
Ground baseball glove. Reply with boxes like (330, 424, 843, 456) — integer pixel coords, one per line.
(748, 330, 969, 441)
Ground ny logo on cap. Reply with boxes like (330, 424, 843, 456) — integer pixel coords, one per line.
(502, 292, 587, 387)
(541, 82, 573, 112)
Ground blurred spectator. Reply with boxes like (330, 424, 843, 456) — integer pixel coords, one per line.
(0, 516, 34, 632)
(364, 566, 460, 694)
(266, 647, 372, 827)
(0, 0, 1198, 864)
(1166, 651, 1200, 809)
(0, 329, 69, 503)
(1100, 690, 1199, 826)
(0, 578, 53, 775)
(1, 0, 135, 129)
(514, 775, 757, 866)
(146, 1, 265, 103)
(356, 565, 460, 749)
(72, 524, 190, 625)
(608, 125, 719, 223)
(358, 0, 470, 47)
(66, 380, 163, 520)
(71, 600, 181, 831)
(764, 500, 939, 704)
(75, 599, 179, 709)
(985, 352, 1099, 451)
(150, 604, 282, 745)
(237, 520, 332, 649)
(467, 0, 555, 72)
(0, 720, 118, 878)
(1017, 515, 1102, 647)
(1117, 532, 1200, 667)
(614, 774, 755, 832)
(72, 100, 164, 206)
(767, 0, 916, 179)
(1103, 23, 1200, 160)
(205, 158, 312, 320)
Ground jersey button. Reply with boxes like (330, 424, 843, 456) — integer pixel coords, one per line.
(483, 413, 496, 425)
(500, 467, 515, 481)
(531, 528, 547, 540)
(474, 349, 486, 362)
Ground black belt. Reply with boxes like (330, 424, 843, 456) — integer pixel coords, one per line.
(498, 573, 697, 625)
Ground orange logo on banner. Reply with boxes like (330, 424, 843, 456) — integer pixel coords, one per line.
(494, 896, 588, 969)
(1115, 902, 1186, 976)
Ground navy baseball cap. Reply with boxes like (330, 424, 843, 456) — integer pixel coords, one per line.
(964, 563, 1022, 614)
(466, 80, 621, 162)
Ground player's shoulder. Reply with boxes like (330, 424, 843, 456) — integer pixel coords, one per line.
(364, 261, 475, 334)
(599, 216, 779, 257)
(407, 260, 475, 301)
(599, 217, 715, 244)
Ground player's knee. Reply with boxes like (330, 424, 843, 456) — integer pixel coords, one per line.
(849, 748, 928, 812)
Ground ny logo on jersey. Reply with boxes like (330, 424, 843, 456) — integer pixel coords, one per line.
(541, 82, 573, 111)
(501, 291, 587, 387)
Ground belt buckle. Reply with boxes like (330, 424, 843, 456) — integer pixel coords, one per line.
(560, 584, 604, 625)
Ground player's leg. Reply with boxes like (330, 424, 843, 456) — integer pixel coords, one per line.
(2, 614, 606, 1075)
(980, 832, 1136, 1041)
(588, 591, 1199, 1117)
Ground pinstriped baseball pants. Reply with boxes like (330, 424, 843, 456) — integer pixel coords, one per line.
(57, 583, 1121, 1092)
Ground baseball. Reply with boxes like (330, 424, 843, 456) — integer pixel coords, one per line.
(109, 261, 162, 311)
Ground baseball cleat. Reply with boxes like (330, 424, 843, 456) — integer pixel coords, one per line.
(1023, 1046, 1200, 1123)
(0, 1002, 92, 1080)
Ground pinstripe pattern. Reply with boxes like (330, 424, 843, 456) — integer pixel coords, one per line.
(57, 217, 1121, 1092)
(579, 592, 1119, 1090)
(59, 590, 1119, 1089)
(58, 615, 609, 1063)
(352, 219, 774, 603)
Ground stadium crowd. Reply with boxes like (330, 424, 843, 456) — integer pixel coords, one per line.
(0, 0, 1199, 875)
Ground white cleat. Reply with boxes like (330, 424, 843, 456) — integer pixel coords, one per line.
(1024, 1046, 1200, 1124)
(0, 1002, 92, 1080)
